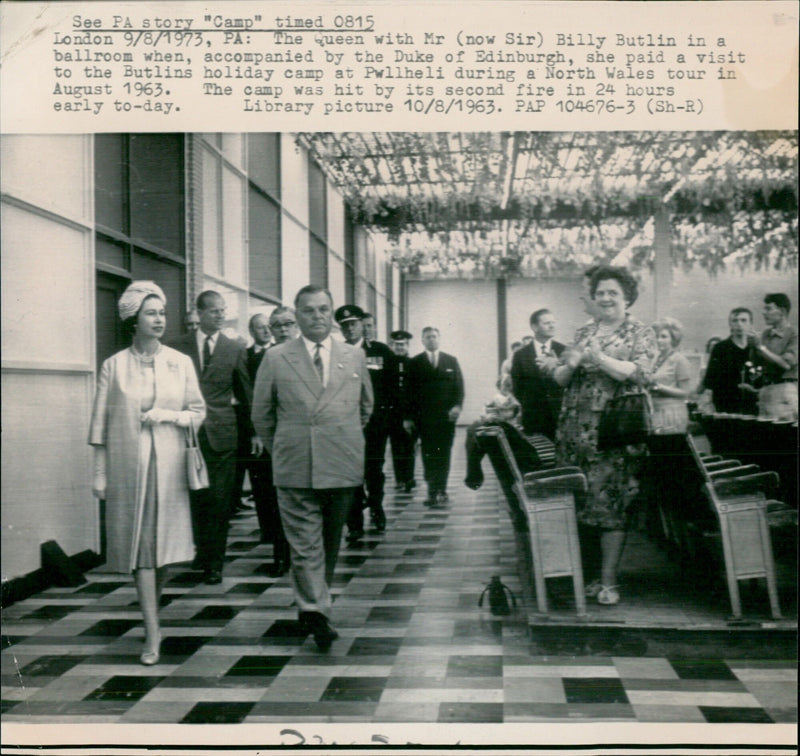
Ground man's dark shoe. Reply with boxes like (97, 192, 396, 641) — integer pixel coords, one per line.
(436, 492, 449, 505)
(203, 569, 222, 585)
(346, 529, 364, 544)
(370, 505, 386, 532)
(404, 480, 416, 492)
(266, 559, 289, 577)
(191, 555, 208, 571)
(423, 497, 436, 507)
(464, 471, 483, 490)
(299, 611, 339, 651)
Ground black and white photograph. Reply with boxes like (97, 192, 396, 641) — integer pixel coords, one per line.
(0, 2, 797, 754)
(2, 128, 796, 751)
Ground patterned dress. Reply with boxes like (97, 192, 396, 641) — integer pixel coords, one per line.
(556, 315, 656, 530)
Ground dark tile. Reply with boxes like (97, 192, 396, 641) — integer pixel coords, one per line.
(563, 677, 629, 705)
(167, 572, 204, 587)
(458, 593, 479, 609)
(700, 706, 773, 723)
(340, 555, 368, 567)
(80, 619, 139, 637)
(75, 581, 127, 595)
(321, 676, 388, 702)
(446, 655, 503, 677)
(347, 637, 404, 657)
(393, 564, 429, 576)
(224, 655, 292, 677)
(129, 595, 175, 608)
(181, 701, 256, 724)
(367, 606, 414, 623)
(403, 548, 436, 558)
(191, 605, 240, 621)
(226, 583, 268, 595)
(22, 605, 75, 621)
(417, 523, 446, 530)
(18, 655, 86, 677)
(669, 659, 737, 681)
(227, 541, 257, 551)
(438, 702, 503, 722)
(1, 636, 27, 649)
(84, 675, 165, 702)
(262, 620, 309, 645)
(160, 636, 212, 658)
(411, 535, 441, 543)
(381, 583, 422, 597)
(1, 699, 21, 714)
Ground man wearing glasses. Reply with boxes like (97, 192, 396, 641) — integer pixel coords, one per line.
(269, 306, 299, 345)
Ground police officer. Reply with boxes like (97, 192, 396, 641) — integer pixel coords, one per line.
(389, 330, 417, 492)
(335, 305, 396, 542)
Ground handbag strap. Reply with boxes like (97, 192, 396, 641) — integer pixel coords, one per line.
(185, 418, 199, 449)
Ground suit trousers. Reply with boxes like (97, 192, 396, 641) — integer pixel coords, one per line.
(277, 487, 354, 617)
(347, 413, 390, 532)
(191, 428, 237, 572)
(249, 451, 289, 561)
(389, 413, 416, 484)
(418, 417, 456, 494)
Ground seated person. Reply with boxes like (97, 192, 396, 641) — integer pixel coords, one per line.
(464, 375, 522, 490)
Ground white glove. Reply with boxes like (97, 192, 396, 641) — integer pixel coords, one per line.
(141, 408, 178, 426)
(173, 412, 194, 429)
(92, 446, 107, 500)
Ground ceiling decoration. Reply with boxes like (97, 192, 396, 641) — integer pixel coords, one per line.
(299, 131, 797, 276)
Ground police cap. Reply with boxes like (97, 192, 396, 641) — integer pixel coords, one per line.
(390, 329, 413, 341)
(334, 304, 365, 323)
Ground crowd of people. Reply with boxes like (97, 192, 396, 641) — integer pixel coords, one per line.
(89, 270, 795, 661)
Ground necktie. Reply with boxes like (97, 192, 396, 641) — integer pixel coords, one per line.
(313, 343, 324, 384)
(540, 344, 549, 357)
(429, 351, 436, 368)
(202, 335, 212, 372)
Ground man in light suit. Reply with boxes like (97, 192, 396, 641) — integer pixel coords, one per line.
(405, 327, 465, 506)
(252, 286, 373, 650)
(172, 290, 259, 585)
(510, 308, 565, 442)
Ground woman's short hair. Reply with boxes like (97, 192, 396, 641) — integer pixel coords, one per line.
(589, 265, 639, 307)
(652, 317, 684, 348)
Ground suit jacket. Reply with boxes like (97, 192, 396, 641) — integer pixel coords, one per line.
(171, 332, 252, 453)
(407, 351, 465, 424)
(510, 341, 565, 438)
(251, 337, 374, 489)
(246, 344, 268, 385)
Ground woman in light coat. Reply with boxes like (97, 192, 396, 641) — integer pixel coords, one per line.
(89, 282, 205, 665)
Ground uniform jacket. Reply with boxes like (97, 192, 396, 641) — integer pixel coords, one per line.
(510, 340, 566, 437)
(361, 339, 398, 411)
(171, 332, 253, 452)
(88, 346, 206, 572)
(251, 337, 374, 489)
(406, 350, 465, 423)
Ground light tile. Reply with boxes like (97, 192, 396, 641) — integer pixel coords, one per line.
(626, 690, 762, 707)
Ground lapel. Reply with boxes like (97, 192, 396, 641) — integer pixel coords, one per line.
(281, 338, 324, 400)
(318, 339, 351, 408)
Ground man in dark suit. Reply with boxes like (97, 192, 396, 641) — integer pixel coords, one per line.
(510, 308, 565, 442)
(335, 304, 397, 542)
(252, 286, 373, 649)
(388, 330, 416, 492)
(172, 290, 259, 584)
(405, 327, 465, 506)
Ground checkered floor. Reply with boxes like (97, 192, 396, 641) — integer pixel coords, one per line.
(2, 438, 796, 725)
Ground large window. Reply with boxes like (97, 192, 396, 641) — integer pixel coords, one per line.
(94, 134, 186, 358)
(247, 134, 282, 301)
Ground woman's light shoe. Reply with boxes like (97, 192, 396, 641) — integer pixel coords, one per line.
(584, 579, 603, 597)
(597, 585, 620, 605)
(140, 637, 161, 666)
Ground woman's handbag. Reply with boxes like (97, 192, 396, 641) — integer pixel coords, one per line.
(185, 420, 209, 490)
(596, 386, 653, 451)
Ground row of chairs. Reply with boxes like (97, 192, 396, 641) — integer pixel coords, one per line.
(476, 422, 789, 621)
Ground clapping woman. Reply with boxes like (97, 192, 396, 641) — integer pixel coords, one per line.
(553, 266, 656, 606)
(89, 282, 205, 665)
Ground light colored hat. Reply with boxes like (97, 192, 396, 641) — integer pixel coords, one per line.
(118, 281, 166, 320)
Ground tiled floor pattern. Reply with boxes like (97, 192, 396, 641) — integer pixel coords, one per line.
(2, 438, 796, 724)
